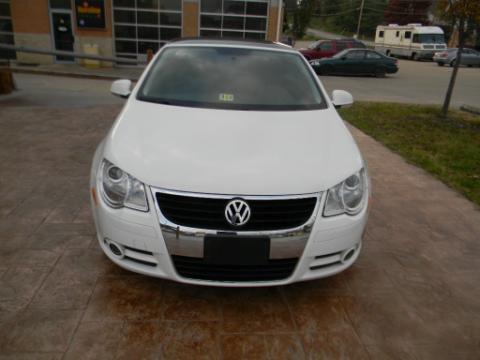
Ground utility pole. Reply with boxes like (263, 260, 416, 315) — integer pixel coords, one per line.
(356, 0, 365, 39)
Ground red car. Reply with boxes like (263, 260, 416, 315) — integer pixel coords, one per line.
(299, 39, 367, 60)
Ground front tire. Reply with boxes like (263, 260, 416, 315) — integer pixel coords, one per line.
(374, 67, 386, 78)
(411, 53, 419, 61)
(437, 62, 444, 66)
(320, 65, 333, 76)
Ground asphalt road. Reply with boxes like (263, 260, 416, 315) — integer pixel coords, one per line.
(319, 59, 480, 108)
(0, 73, 124, 107)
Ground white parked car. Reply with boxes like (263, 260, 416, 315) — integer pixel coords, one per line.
(90, 39, 370, 287)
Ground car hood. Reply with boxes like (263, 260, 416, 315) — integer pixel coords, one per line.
(103, 100, 363, 195)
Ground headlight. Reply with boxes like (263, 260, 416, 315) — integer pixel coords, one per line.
(99, 159, 148, 212)
(323, 168, 367, 217)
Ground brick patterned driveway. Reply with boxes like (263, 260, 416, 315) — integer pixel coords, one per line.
(0, 104, 479, 359)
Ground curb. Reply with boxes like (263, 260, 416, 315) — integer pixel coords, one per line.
(460, 105, 480, 116)
(11, 67, 140, 82)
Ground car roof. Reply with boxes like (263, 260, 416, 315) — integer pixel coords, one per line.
(166, 37, 294, 51)
(336, 38, 363, 42)
(341, 48, 369, 52)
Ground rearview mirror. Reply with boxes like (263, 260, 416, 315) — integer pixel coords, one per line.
(111, 79, 132, 98)
(332, 90, 353, 108)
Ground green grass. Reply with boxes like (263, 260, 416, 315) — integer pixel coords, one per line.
(339, 102, 480, 206)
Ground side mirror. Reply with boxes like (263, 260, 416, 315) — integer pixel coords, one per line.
(110, 79, 132, 98)
(332, 90, 353, 108)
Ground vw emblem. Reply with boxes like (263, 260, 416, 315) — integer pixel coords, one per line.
(225, 199, 251, 226)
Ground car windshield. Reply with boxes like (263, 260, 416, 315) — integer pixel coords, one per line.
(332, 49, 350, 58)
(308, 41, 320, 50)
(416, 34, 445, 44)
(138, 46, 326, 111)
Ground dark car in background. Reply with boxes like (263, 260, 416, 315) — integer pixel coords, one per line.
(433, 48, 480, 67)
(310, 49, 398, 77)
(300, 39, 366, 60)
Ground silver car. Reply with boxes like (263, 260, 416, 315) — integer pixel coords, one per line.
(433, 48, 480, 67)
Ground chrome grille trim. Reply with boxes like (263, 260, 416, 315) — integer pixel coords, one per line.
(151, 187, 322, 259)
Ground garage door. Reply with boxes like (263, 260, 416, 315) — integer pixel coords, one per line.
(113, 0, 182, 61)
(200, 0, 268, 40)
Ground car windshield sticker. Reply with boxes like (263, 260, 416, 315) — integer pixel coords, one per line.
(219, 93, 234, 102)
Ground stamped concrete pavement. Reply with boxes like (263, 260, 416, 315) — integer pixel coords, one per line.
(0, 97, 479, 358)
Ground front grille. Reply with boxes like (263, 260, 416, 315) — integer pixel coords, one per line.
(172, 255, 298, 281)
(156, 192, 317, 231)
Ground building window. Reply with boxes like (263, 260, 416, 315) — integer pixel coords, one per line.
(0, 0, 15, 59)
(199, 0, 268, 40)
(113, 0, 182, 60)
(50, 0, 72, 9)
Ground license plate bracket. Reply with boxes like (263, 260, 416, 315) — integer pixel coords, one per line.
(204, 235, 270, 265)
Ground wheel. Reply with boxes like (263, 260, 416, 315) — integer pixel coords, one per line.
(320, 65, 333, 75)
(450, 59, 456, 67)
(437, 62, 444, 66)
(374, 67, 386, 78)
(412, 53, 419, 61)
(386, 50, 391, 56)
(467, 64, 473, 67)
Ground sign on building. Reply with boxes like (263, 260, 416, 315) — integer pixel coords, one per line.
(75, 0, 105, 29)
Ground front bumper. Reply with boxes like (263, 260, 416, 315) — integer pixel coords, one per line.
(387, 66, 399, 74)
(433, 56, 447, 64)
(91, 182, 368, 287)
(417, 51, 436, 59)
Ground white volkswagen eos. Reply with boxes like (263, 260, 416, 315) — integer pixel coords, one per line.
(90, 39, 370, 286)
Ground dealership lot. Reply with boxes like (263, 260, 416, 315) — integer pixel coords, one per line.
(9, 55, 480, 109)
(0, 76, 479, 358)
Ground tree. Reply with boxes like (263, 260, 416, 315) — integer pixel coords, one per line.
(312, 0, 387, 39)
(439, 0, 480, 116)
(291, 0, 316, 38)
(384, 0, 432, 25)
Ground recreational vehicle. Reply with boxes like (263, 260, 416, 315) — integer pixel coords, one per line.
(375, 24, 446, 60)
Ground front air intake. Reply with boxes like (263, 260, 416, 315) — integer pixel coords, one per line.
(171, 255, 298, 282)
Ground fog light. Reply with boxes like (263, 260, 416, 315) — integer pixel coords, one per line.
(105, 238, 124, 258)
(341, 247, 356, 263)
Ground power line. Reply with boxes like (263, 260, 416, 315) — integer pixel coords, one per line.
(364, 6, 432, 15)
(310, 8, 361, 17)
(308, 0, 432, 18)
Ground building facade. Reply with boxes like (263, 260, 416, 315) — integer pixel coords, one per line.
(0, 0, 283, 64)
